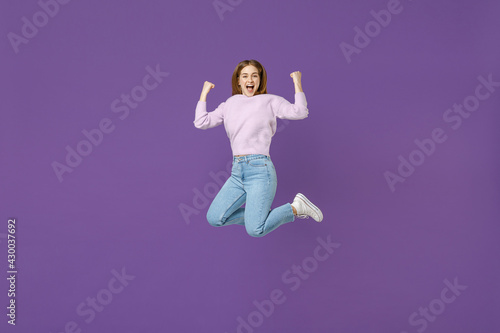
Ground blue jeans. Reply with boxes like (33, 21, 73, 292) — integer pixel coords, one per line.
(206, 154, 295, 237)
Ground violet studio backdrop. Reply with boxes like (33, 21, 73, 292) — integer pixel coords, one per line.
(1, 0, 499, 332)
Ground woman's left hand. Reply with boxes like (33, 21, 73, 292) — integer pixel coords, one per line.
(290, 71, 303, 93)
(290, 71, 302, 84)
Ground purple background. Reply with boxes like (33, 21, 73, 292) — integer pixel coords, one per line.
(1, 0, 499, 332)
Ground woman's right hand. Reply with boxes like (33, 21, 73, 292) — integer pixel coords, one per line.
(200, 81, 215, 102)
(202, 81, 215, 94)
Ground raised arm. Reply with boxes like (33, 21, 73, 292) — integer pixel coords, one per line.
(194, 81, 224, 129)
(273, 71, 309, 120)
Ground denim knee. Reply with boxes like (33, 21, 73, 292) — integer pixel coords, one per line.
(206, 207, 223, 227)
(246, 226, 265, 238)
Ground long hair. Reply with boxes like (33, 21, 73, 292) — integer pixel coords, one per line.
(231, 59, 268, 96)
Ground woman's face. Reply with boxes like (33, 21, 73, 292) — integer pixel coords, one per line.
(238, 65, 260, 97)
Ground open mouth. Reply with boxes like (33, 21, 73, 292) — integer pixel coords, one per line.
(246, 85, 254, 93)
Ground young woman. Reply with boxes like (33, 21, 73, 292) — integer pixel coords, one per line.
(194, 59, 323, 237)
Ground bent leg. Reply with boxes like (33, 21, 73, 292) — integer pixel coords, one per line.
(206, 173, 246, 227)
(244, 160, 295, 237)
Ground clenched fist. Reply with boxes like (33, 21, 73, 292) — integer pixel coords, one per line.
(290, 71, 302, 84)
(200, 81, 215, 102)
(202, 81, 215, 95)
(290, 71, 303, 93)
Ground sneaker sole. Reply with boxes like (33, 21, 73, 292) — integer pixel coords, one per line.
(297, 193, 323, 222)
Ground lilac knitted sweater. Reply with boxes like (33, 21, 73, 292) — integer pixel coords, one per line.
(194, 92, 308, 156)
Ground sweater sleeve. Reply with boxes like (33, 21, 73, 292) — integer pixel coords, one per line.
(272, 92, 309, 120)
(193, 100, 225, 129)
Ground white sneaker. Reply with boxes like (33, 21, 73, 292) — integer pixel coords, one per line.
(292, 193, 323, 222)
